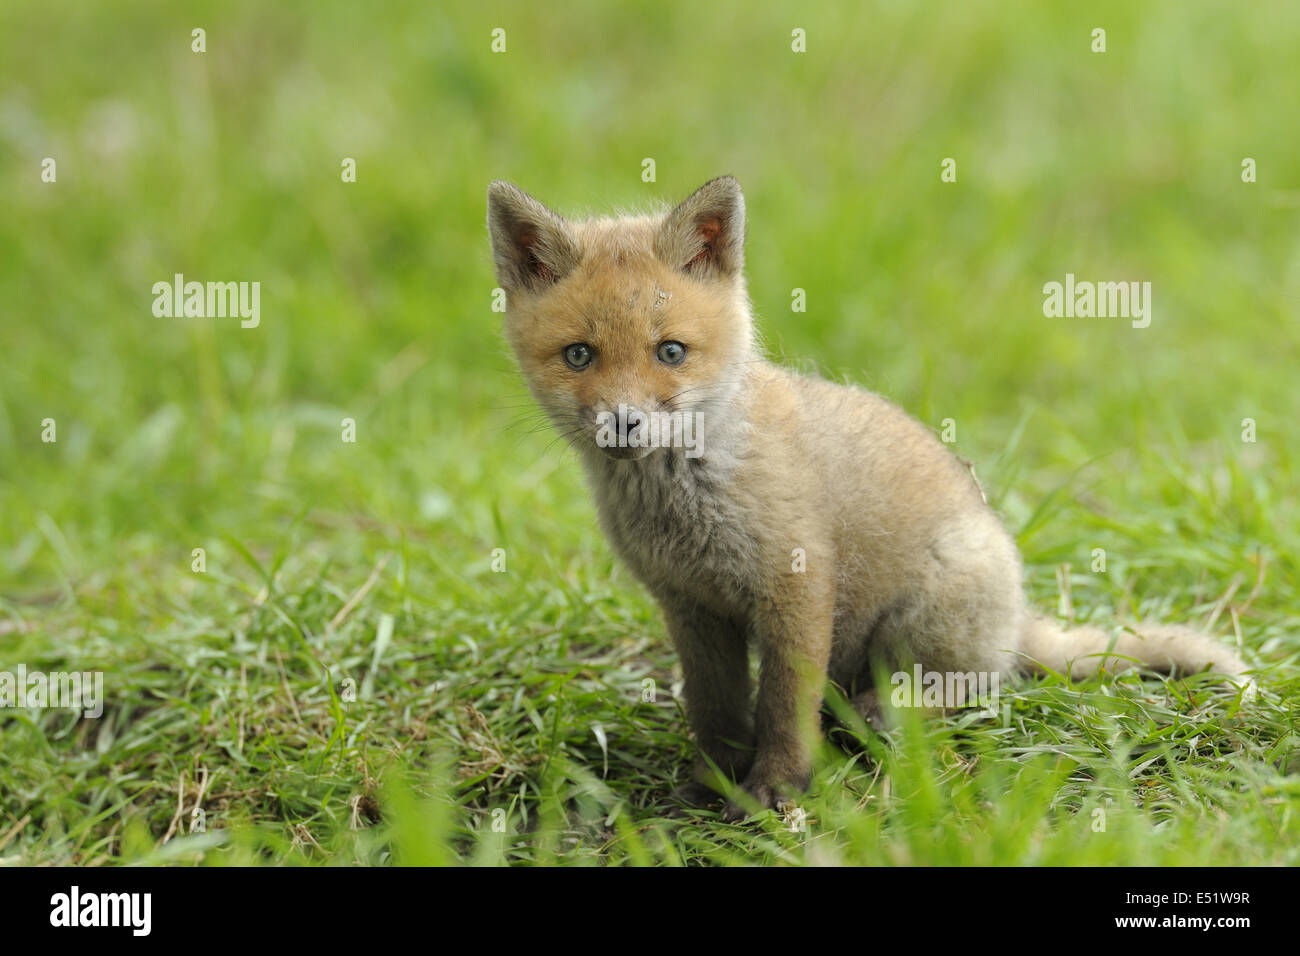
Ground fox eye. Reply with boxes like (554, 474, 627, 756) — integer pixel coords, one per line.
(657, 341, 686, 366)
(562, 343, 594, 370)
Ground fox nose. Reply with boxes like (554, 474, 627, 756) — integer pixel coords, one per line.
(616, 405, 646, 439)
(593, 402, 657, 459)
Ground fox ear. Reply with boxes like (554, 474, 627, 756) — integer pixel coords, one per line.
(487, 181, 581, 294)
(655, 176, 745, 280)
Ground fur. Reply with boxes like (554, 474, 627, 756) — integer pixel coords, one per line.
(487, 175, 1252, 819)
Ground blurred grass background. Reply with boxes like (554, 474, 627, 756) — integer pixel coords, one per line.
(0, 0, 1297, 865)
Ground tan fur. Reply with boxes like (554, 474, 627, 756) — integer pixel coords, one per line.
(487, 176, 1253, 819)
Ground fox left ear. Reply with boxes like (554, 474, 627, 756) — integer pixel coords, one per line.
(655, 176, 745, 280)
(487, 181, 582, 294)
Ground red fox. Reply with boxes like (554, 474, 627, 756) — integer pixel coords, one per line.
(487, 176, 1252, 819)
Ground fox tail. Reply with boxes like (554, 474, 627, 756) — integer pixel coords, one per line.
(1019, 614, 1252, 689)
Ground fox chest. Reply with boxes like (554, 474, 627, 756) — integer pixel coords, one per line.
(589, 456, 759, 617)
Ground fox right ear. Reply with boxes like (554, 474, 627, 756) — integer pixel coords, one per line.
(487, 181, 581, 294)
(655, 176, 745, 281)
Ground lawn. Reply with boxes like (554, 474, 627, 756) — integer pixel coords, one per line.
(0, 0, 1297, 865)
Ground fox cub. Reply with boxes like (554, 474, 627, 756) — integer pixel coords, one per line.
(487, 176, 1251, 819)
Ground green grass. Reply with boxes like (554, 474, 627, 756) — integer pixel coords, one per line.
(1, 0, 1297, 865)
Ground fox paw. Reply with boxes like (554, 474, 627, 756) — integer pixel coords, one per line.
(669, 780, 724, 810)
(721, 778, 798, 822)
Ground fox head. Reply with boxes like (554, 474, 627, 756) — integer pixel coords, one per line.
(487, 177, 756, 461)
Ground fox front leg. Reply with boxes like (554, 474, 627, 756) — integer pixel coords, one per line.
(660, 599, 755, 802)
(723, 577, 834, 821)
